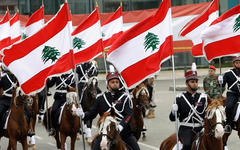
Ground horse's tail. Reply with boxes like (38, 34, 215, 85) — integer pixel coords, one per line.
(43, 107, 51, 131)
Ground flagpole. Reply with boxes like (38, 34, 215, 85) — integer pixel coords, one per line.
(219, 57, 223, 95)
(171, 55, 179, 150)
(44, 86, 49, 131)
(103, 50, 108, 76)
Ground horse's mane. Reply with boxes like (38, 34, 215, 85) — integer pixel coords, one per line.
(97, 112, 111, 127)
(206, 97, 225, 112)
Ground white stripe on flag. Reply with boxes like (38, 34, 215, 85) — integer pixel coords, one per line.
(108, 9, 172, 73)
(73, 20, 102, 53)
(0, 22, 10, 41)
(8, 22, 72, 85)
(10, 21, 21, 39)
(25, 19, 44, 37)
(102, 16, 123, 40)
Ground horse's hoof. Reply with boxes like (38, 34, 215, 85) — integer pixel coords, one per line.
(142, 136, 146, 141)
(28, 143, 34, 147)
(32, 145, 37, 150)
(86, 137, 92, 146)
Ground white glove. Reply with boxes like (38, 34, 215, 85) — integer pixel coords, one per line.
(218, 75, 223, 84)
(171, 104, 178, 114)
(118, 124, 123, 132)
(72, 105, 84, 118)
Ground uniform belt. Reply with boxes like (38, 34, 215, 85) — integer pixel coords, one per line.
(180, 122, 202, 128)
(3, 93, 12, 97)
(56, 90, 67, 93)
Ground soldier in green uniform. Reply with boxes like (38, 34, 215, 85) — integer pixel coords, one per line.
(203, 65, 223, 99)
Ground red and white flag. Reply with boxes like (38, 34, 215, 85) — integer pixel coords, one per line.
(202, 4, 240, 61)
(2, 3, 74, 94)
(72, 7, 103, 64)
(179, 0, 219, 57)
(24, 6, 44, 38)
(0, 11, 11, 51)
(10, 12, 21, 44)
(107, 0, 173, 88)
(101, 6, 123, 49)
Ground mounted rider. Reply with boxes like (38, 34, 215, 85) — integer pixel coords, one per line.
(76, 60, 100, 101)
(170, 70, 208, 150)
(0, 65, 18, 137)
(221, 56, 240, 132)
(73, 69, 140, 150)
(47, 72, 76, 136)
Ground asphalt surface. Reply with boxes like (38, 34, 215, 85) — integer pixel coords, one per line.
(1, 77, 240, 150)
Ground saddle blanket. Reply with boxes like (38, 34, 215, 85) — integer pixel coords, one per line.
(234, 102, 240, 121)
(58, 103, 66, 124)
(3, 110, 11, 129)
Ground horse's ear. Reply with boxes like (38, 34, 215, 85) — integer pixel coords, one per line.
(110, 107, 115, 117)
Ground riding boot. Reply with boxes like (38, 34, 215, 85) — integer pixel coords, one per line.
(49, 111, 56, 136)
(225, 109, 233, 133)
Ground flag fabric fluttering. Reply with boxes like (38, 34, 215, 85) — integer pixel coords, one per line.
(72, 7, 103, 65)
(202, 4, 240, 61)
(10, 11, 22, 44)
(179, 0, 219, 57)
(0, 11, 11, 51)
(101, 6, 123, 49)
(107, 0, 173, 88)
(2, 2, 74, 94)
(24, 6, 44, 38)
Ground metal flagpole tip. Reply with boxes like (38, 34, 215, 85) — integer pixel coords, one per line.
(109, 65, 115, 73)
(191, 62, 197, 74)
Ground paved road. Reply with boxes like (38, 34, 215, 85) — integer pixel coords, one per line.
(1, 77, 240, 150)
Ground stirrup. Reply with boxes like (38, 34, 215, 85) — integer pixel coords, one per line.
(49, 128, 56, 136)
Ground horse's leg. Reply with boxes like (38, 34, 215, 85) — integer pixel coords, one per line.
(60, 133, 67, 150)
(70, 134, 77, 150)
(55, 130, 61, 149)
(21, 137, 28, 150)
(8, 138, 17, 150)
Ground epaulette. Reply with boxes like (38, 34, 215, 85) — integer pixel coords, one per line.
(224, 69, 231, 74)
(96, 92, 104, 99)
(176, 93, 183, 98)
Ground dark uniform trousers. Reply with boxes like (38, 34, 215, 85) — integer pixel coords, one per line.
(0, 97, 11, 129)
(226, 92, 239, 124)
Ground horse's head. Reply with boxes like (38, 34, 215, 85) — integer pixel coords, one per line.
(132, 82, 150, 108)
(66, 90, 79, 113)
(86, 77, 98, 99)
(12, 87, 36, 106)
(205, 97, 226, 139)
(97, 110, 120, 150)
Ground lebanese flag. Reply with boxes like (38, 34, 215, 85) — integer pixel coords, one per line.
(179, 0, 219, 57)
(72, 7, 103, 64)
(24, 6, 44, 38)
(202, 4, 240, 61)
(101, 6, 123, 49)
(2, 3, 74, 94)
(10, 12, 22, 44)
(0, 11, 11, 51)
(107, 0, 173, 88)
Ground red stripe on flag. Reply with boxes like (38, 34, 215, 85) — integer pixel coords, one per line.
(21, 52, 74, 94)
(121, 36, 173, 88)
(72, 8, 99, 35)
(109, 0, 170, 53)
(0, 37, 11, 50)
(103, 31, 123, 48)
(10, 12, 19, 26)
(204, 35, 240, 61)
(3, 3, 71, 66)
(74, 40, 103, 64)
(101, 7, 122, 26)
(192, 43, 203, 56)
(25, 6, 44, 27)
(180, 0, 218, 36)
(0, 11, 9, 24)
(10, 36, 21, 44)
(210, 4, 240, 26)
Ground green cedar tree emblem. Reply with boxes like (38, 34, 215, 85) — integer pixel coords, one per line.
(73, 37, 86, 49)
(22, 33, 27, 40)
(41, 46, 60, 64)
(144, 32, 160, 52)
(102, 32, 106, 37)
(233, 14, 240, 32)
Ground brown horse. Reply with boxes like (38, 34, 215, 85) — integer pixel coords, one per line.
(3, 87, 31, 150)
(160, 97, 226, 150)
(43, 90, 80, 150)
(131, 82, 149, 141)
(25, 94, 38, 149)
(92, 110, 127, 150)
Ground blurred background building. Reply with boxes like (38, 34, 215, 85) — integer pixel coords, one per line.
(0, 0, 239, 71)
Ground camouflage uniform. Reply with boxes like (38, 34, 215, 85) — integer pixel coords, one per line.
(203, 75, 222, 99)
